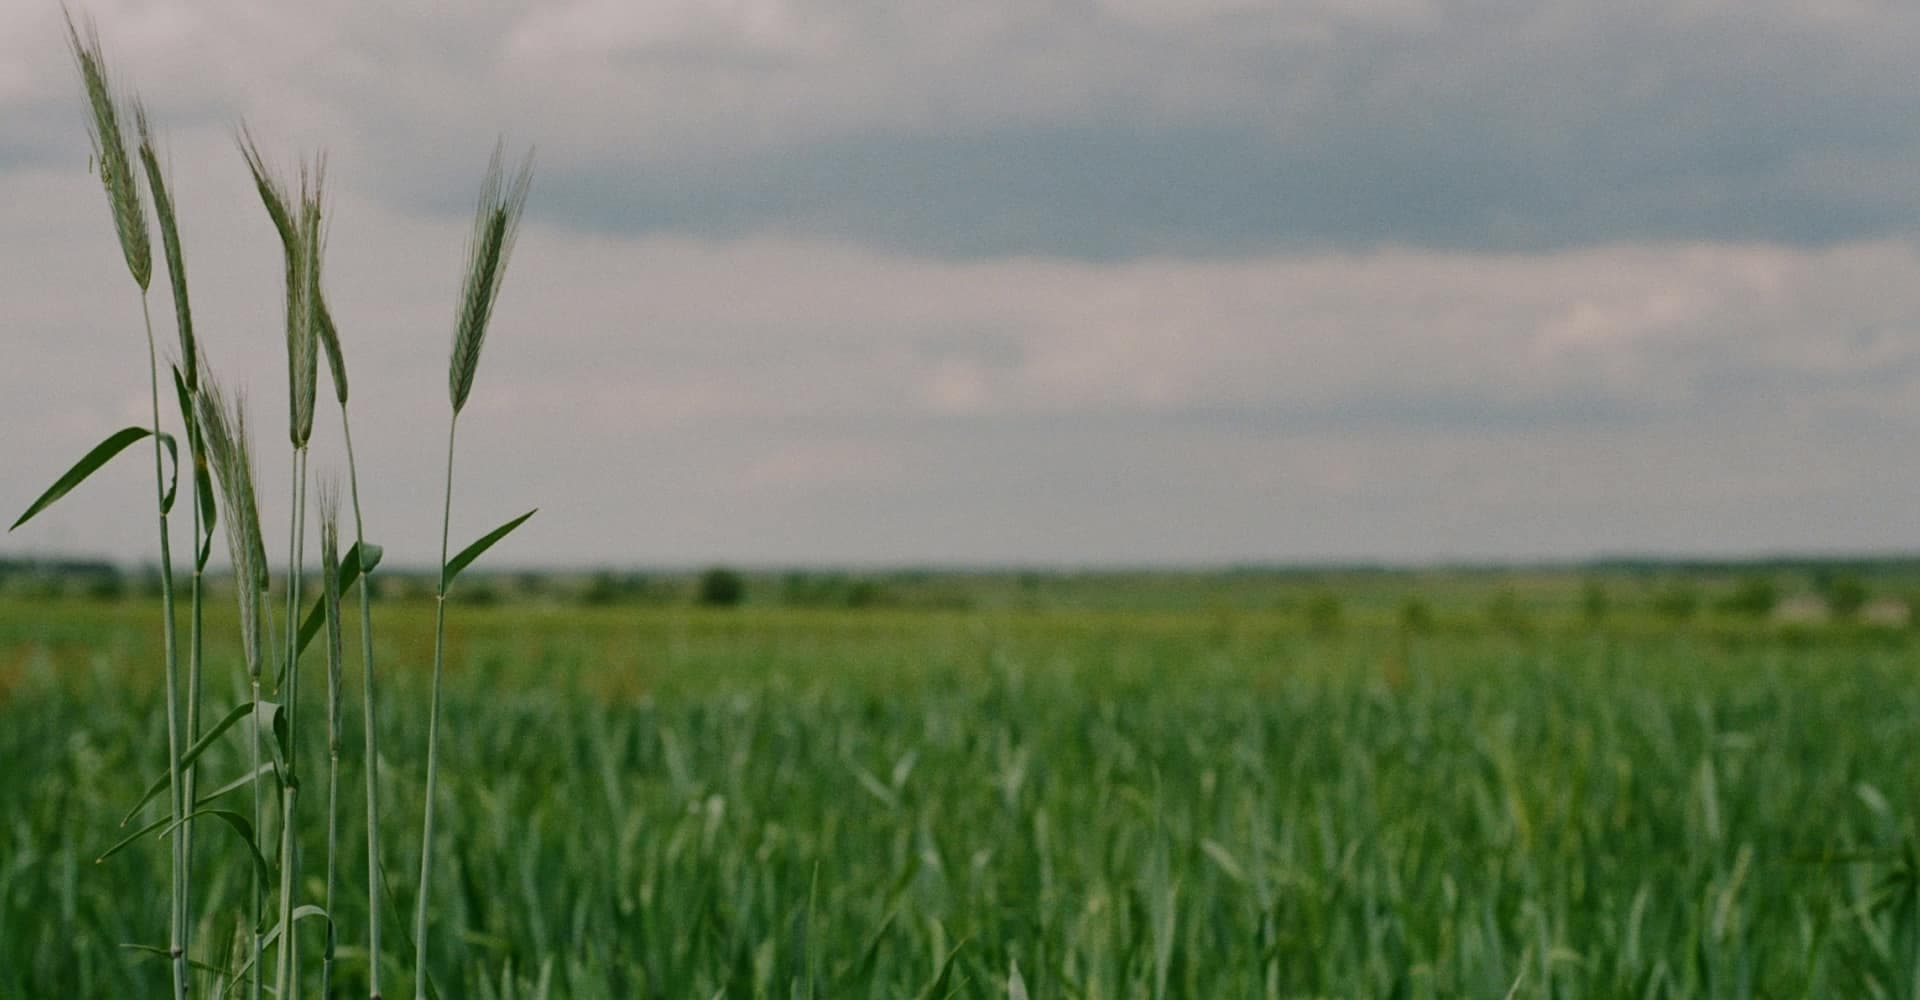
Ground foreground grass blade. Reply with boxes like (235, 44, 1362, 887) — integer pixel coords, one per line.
(445, 509, 536, 584)
(9, 426, 171, 530)
(99, 808, 269, 885)
(119, 943, 226, 976)
(915, 940, 969, 1000)
(120, 700, 256, 826)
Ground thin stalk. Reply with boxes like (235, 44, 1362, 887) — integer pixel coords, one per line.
(342, 412, 384, 999)
(141, 293, 187, 1000)
(182, 439, 204, 991)
(275, 446, 309, 1000)
(196, 378, 265, 1000)
(323, 734, 339, 999)
(320, 485, 344, 1000)
(414, 415, 458, 1000)
(250, 659, 264, 1000)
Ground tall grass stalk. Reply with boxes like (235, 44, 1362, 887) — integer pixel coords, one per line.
(318, 486, 344, 998)
(63, 13, 186, 997)
(272, 162, 324, 1000)
(136, 101, 211, 991)
(415, 145, 532, 1000)
(316, 253, 386, 999)
(196, 380, 267, 1000)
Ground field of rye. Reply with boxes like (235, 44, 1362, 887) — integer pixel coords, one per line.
(5, 601, 1920, 996)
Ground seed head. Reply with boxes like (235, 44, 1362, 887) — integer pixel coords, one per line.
(64, 7, 150, 291)
(135, 104, 196, 390)
(449, 143, 534, 414)
(197, 376, 268, 677)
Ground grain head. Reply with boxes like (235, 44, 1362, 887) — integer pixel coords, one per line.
(63, 7, 150, 291)
(449, 143, 534, 414)
(134, 104, 195, 390)
(196, 376, 268, 676)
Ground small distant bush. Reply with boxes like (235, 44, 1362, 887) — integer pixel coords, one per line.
(1581, 579, 1608, 626)
(1399, 596, 1434, 634)
(580, 571, 623, 606)
(453, 581, 503, 607)
(844, 578, 886, 609)
(1651, 582, 1700, 623)
(1305, 591, 1343, 634)
(1486, 588, 1530, 635)
(698, 566, 747, 607)
(1821, 575, 1869, 621)
(1718, 575, 1778, 619)
(83, 572, 127, 603)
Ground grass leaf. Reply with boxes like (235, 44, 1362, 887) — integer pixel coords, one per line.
(915, 939, 969, 1000)
(138, 106, 195, 387)
(12, 426, 154, 530)
(100, 808, 269, 884)
(119, 700, 256, 827)
(445, 509, 536, 586)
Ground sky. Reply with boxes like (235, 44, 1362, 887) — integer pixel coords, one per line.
(7, 0, 1920, 569)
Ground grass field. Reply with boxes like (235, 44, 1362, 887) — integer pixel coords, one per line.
(5, 585, 1920, 997)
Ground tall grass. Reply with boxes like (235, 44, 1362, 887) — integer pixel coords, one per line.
(61, 12, 186, 998)
(195, 379, 268, 998)
(326, 284, 387, 999)
(134, 100, 215, 1000)
(415, 144, 534, 1000)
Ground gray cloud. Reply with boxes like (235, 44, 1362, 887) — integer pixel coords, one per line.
(11, 2, 1920, 258)
(7, 132, 1920, 566)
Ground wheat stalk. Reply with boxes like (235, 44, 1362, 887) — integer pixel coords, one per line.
(196, 376, 267, 1000)
(415, 143, 533, 999)
(318, 485, 345, 999)
(272, 159, 327, 1000)
(135, 100, 216, 992)
(63, 14, 186, 996)
(322, 269, 387, 1000)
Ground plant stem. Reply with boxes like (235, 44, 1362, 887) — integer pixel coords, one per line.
(323, 742, 339, 999)
(141, 293, 187, 1000)
(250, 661, 263, 1000)
(276, 445, 309, 1000)
(182, 392, 207, 995)
(322, 501, 342, 1000)
(414, 415, 458, 1000)
(342, 410, 384, 999)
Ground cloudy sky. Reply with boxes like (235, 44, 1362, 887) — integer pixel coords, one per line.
(6, 0, 1920, 568)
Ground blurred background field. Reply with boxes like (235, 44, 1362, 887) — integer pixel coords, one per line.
(7, 563, 1920, 996)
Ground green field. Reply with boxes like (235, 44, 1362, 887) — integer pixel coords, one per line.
(6, 581, 1920, 997)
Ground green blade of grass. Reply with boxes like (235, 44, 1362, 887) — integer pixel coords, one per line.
(445, 508, 536, 585)
(10, 426, 177, 530)
(99, 808, 269, 885)
(118, 700, 255, 827)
